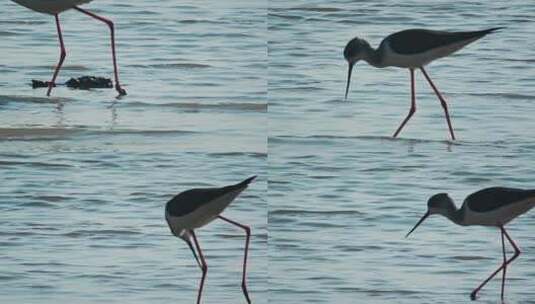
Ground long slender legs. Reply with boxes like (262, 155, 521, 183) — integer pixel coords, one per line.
(218, 215, 252, 304)
(191, 230, 208, 304)
(47, 14, 67, 97)
(470, 226, 521, 300)
(73, 6, 127, 96)
(501, 229, 507, 300)
(393, 68, 416, 138)
(420, 67, 455, 140)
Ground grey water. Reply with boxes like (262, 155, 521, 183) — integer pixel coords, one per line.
(0, 1, 266, 304)
(269, 0, 535, 303)
(3, 0, 535, 303)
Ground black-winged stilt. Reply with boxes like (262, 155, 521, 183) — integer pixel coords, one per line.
(344, 28, 503, 140)
(11, 0, 126, 96)
(165, 176, 256, 304)
(406, 187, 535, 300)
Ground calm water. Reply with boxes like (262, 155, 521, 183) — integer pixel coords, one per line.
(269, 1, 535, 303)
(3, 0, 535, 303)
(0, 1, 266, 304)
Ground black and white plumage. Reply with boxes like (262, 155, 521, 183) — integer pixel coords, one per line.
(165, 176, 256, 304)
(406, 187, 535, 300)
(343, 28, 503, 140)
(10, 0, 126, 96)
(11, 0, 93, 14)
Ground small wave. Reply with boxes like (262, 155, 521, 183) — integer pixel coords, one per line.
(73, 273, 124, 280)
(207, 151, 267, 158)
(19, 201, 56, 208)
(0, 20, 47, 26)
(288, 7, 342, 12)
(0, 127, 82, 140)
(36, 195, 69, 202)
(62, 229, 142, 238)
(0, 95, 71, 104)
(29, 64, 90, 71)
(0, 160, 72, 169)
(270, 134, 459, 145)
(270, 209, 363, 216)
(87, 129, 198, 136)
(178, 19, 226, 25)
(0, 127, 198, 141)
(124, 101, 266, 112)
(460, 92, 535, 100)
(448, 255, 493, 261)
(0, 31, 17, 37)
(128, 63, 211, 69)
(268, 13, 304, 21)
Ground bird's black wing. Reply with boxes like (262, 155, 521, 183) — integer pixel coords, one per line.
(385, 28, 501, 55)
(165, 176, 256, 217)
(465, 187, 535, 212)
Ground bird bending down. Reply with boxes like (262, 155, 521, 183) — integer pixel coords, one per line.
(344, 28, 503, 140)
(165, 176, 257, 304)
(11, 0, 126, 96)
(406, 187, 535, 300)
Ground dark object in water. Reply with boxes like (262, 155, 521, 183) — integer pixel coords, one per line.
(31, 76, 113, 90)
(31, 80, 54, 88)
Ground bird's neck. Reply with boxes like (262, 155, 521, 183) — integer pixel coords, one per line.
(444, 207, 465, 226)
(362, 43, 384, 68)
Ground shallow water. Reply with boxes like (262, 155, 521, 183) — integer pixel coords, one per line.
(3, 0, 535, 303)
(268, 0, 535, 303)
(0, 1, 266, 303)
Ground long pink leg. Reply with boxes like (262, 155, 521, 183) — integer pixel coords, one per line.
(470, 227, 521, 300)
(73, 6, 127, 96)
(47, 14, 67, 97)
(393, 68, 416, 138)
(420, 67, 456, 140)
(191, 230, 207, 304)
(500, 228, 507, 300)
(218, 215, 252, 304)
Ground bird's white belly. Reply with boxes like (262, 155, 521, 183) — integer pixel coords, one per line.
(165, 188, 245, 232)
(465, 199, 535, 226)
(11, 0, 93, 14)
(381, 38, 480, 68)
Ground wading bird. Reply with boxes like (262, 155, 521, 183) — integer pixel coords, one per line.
(406, 187, 535, 300)
(165, 176, 256, 304)
(11, 0, 126, 96)
(344, 28, 503, 140)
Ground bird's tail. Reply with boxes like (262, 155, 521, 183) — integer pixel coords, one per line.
(483, 27, 505, 34)
(237, 175, 257, 187)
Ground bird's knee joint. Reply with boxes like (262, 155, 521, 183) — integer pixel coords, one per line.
(104, 19, 114, 30)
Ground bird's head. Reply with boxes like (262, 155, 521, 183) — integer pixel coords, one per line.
(343, 37, 371, 100)
(174, 228, 202, 268)
(405, 193, 456, 238)
(427, 193, 456, 215)
(344, 37, 370, 64)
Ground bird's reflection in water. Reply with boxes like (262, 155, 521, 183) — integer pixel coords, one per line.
(53, 101, 65, 127)
(107, 100, 118, 130)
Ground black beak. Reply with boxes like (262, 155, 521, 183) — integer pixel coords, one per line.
(345, 62, 355, 100)
(186, 239, 202, 268)
(405, 211, 430, 238)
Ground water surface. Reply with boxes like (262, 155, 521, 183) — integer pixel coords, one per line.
(1, 1, 267, 303)
(268, 1, 535, 303)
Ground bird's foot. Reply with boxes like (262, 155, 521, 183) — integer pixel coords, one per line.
(46, 82, 57, 97)
(470, 291, 478, 301)
(115, 84, 127, 97)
